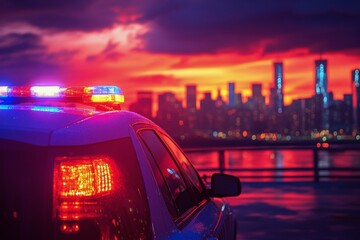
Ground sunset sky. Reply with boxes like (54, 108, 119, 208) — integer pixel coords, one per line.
(1, 0, 360, 109)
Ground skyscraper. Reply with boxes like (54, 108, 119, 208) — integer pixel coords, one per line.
(304, 95, 324, 132)
(315, 59, 329, 107)
(158, 92, 181, 113)
(156, 92, 183, 135)
(344, 94, 353, 134)
(352, 68, 360, 130)
(228, 82, 235, 108)
(200, 92, 215, 131)
(274, 62, 284, 113)
(129, 91, 153, 119)
(200, 92, 214, 113)
(251, 83, 265, 108)
(315, 59, 329, 129)
(186, 85, 197, 113)
(235, 93, 242, 107)
(269, 87, 277, 111)
(249, 83, 266, 133)
(252, 83, 262, 97)
(215, 88, 225, 107)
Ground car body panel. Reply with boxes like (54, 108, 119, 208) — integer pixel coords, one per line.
(130, 123, 236, 239)
(167, 199, 235, 239)
(0, 105, 151, 146)
(0, 105, 88, 146)
(0, 102, 238, 239)
(128, 125, 178, 239)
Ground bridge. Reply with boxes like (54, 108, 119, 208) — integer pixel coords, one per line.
(184, 145, 360, 239)
(184, 145, 360, 182)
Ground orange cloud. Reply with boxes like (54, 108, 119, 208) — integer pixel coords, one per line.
(5, 22, 358, 109)
(63, 50, 360, 109)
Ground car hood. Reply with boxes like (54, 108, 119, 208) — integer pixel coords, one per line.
(0, 105, 95, 146)
(0, 105, 138, 146)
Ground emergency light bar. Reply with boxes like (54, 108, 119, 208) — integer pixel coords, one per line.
(0, 85, 125, 105)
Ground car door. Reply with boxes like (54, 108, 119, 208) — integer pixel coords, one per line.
(137, 128, 235, 239)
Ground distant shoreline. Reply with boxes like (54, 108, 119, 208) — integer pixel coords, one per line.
(176, 138, 360, 149)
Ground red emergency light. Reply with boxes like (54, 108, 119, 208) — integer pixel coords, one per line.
(53, 155, 117, 231)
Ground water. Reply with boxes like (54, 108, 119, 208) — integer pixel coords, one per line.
(187, 149, 360, 181)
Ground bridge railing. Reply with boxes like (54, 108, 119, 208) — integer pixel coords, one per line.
(184, 145, 360, 182)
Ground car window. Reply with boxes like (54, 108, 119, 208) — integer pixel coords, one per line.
(138, 138, 178, 220)
(159, 133, 206, 203)
(138, 130, 195, 218)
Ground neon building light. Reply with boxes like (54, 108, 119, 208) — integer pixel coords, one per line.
(352, 68, 360, 130)
(274, 62, 284, 113)
(315, 59, 329, 107)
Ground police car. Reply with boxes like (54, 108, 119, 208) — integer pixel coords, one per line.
(0, 85, 241, 239)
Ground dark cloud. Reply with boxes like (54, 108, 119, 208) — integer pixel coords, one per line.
(1, 0, 360, 56)
(100, 40, 123, 61)
(0, 52, 63, 85)
(1, 0, 90, 9)
(0, 33, 64, 83)
(0, 33, 46, 72)
(0, 33, 44, 55)
(138, 0, 360, 55)
(86, 40, 123, 62)
(263, 11, 360, 55)
(0, 0, 129, 31)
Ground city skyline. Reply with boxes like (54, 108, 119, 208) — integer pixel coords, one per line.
(128, 58, 359, 114)
(129, 58, 360, 140)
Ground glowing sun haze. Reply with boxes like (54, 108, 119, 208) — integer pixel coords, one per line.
(1, 0, 359, 108)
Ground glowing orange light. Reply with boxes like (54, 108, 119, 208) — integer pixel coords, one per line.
(316, 143, 321, 148)
(56, 156, 114, 198)
(242, 131, 248, 137)
(60, 223, 80, 233)
(58, 201, 105, 220)
(322, 143, 329, 148)
(60, 163, 95, 197)
(94, 160, 112, 193)
(54, 156, 115, 221)
(90, 94, 124, 103)
(62, 86, 86, 97)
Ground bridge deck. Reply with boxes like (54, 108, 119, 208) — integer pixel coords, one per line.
(228, 182, 360, 240)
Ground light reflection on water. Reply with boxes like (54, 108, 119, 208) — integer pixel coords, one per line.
(187, 150, 360, 182)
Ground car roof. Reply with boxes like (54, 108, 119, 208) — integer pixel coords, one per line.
(0, 103, 152, 146)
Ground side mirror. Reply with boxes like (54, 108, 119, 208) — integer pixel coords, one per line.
(210, 173, 241, 197)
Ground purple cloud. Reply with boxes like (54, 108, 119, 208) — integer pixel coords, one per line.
(0, 33, 65, 84)
(86, 40, 123, 62)
(0, 0, 126, 31)
(138, 0, 360, 55)
(1, 0, 360, 56)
